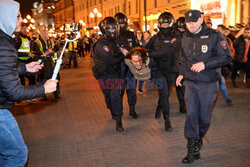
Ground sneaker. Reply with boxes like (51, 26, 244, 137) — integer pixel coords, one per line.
(226, 99, 233, 106)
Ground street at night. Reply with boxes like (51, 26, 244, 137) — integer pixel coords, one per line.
(12, 56, 250, 167)
(0, 0, 249, 166)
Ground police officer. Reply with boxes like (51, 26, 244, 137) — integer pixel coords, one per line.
(114, 12, 139, 119)
(146, 12, 181, 131)
(15, 23, 36, 85)
(92, 17, 125, 132)
(174, 16, 186, 113)
(67, 33, 78, 68)
(176, 10, 232, 163)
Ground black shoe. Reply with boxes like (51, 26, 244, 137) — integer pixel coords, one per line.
(226, 99, 233, 106)
(115, 116, 124, 132)
(155, 107, 161, 119)
(164, 118, 172, 132)
(129, 105, 138, 119)
(182, 139, 199, 164)
(179, 103, 186, 113)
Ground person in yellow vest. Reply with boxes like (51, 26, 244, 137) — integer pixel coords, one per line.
(15, 23, 36, 86)
(66, 33, 77, 68)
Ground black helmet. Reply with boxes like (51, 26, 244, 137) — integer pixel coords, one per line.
(99, 17, 119, 39)
(176, 17, 186, 28)
(158, 12, 175, 30)
(114, 12, 128, 30)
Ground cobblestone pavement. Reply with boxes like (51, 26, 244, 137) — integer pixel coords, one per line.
(13, 56, 250, 167)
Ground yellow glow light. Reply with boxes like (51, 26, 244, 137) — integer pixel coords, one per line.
(93, 8, 98, 14)
(23, 19, 28, 23)
(26, 15, 31, 20)
(97, 12, 102, 18)
(89, 12, 94, 18)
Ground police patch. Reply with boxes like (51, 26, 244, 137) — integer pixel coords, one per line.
(201, 45, 208, 53)
(103, 45, 109, 52)
(220, 40, 227, 49)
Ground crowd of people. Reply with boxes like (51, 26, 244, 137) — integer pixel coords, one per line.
(92, 10, 249, 165)
(0, 0, 249, 166)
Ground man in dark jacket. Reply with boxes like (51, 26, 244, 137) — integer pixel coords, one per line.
(232, 28, 250, 87)
(146, 12, 182, 132)
(176, 10, 232, 164)
(92, 17, 125, 132)
(0, 1, 57, 166)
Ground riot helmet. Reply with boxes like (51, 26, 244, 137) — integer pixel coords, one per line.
(158, 12, 175, 31)
(114, 12, 128, 31)
(176, 17, 186, 28)
(99, 17, 120, 39)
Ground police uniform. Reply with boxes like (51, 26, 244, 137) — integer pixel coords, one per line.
(115, 13, 139, 118)
(146, 12, 181, 131)
(116, 30, 139, 109)
(147, 29, 181, 130)
(92, 17, 125, 132)
(67, 38, 77, 68)
(179, 10, 232, 164)
(15, 34, 36, 85)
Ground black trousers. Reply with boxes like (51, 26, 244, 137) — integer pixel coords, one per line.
(121, 69, 137, 107)
(97, 73, 123, 116)
(155, 71, 177, 120)
(231, 61, 250, 80)
(68, 51, 77, 68)
(184, 81, 218, 139)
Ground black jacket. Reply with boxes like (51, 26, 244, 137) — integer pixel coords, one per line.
(0, 29, 45, 109)
(92, 37, 124, 78)
(180, 23, 232, 83)
(146, 30, 182, 73)
(116, 30, 139, 51)
(233, 35, 246, 63)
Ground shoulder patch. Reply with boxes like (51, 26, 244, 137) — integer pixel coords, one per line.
(220, 40, 227, 50)
(103, 45, 109, 52)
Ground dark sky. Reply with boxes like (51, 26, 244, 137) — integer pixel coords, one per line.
(16, 0, 38, 17)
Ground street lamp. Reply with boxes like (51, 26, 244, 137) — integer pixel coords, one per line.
(89, 8, 102, 29)
(24, 15, 36, 32)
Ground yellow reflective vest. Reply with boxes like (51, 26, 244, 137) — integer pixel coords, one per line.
(18, 36, 31, 60)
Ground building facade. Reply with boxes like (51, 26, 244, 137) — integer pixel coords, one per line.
(32, 0, 57, 31)
(54, 0, 74, 32)
(55, 0, 248, 35)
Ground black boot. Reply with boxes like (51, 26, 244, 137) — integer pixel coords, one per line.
(129, 105, 138, 119)
(182, 139, 200, 164)
(155, 106, 161, 119)
(110, 109, 116, 120)
(164, 117, 172, 132)
(114, 116, 124, 132)
(179, 102, 186, 113)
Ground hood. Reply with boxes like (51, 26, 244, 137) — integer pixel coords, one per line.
(0, 0, 20, 36)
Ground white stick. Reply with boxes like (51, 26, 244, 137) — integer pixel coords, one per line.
(51, 32, 81, 80)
